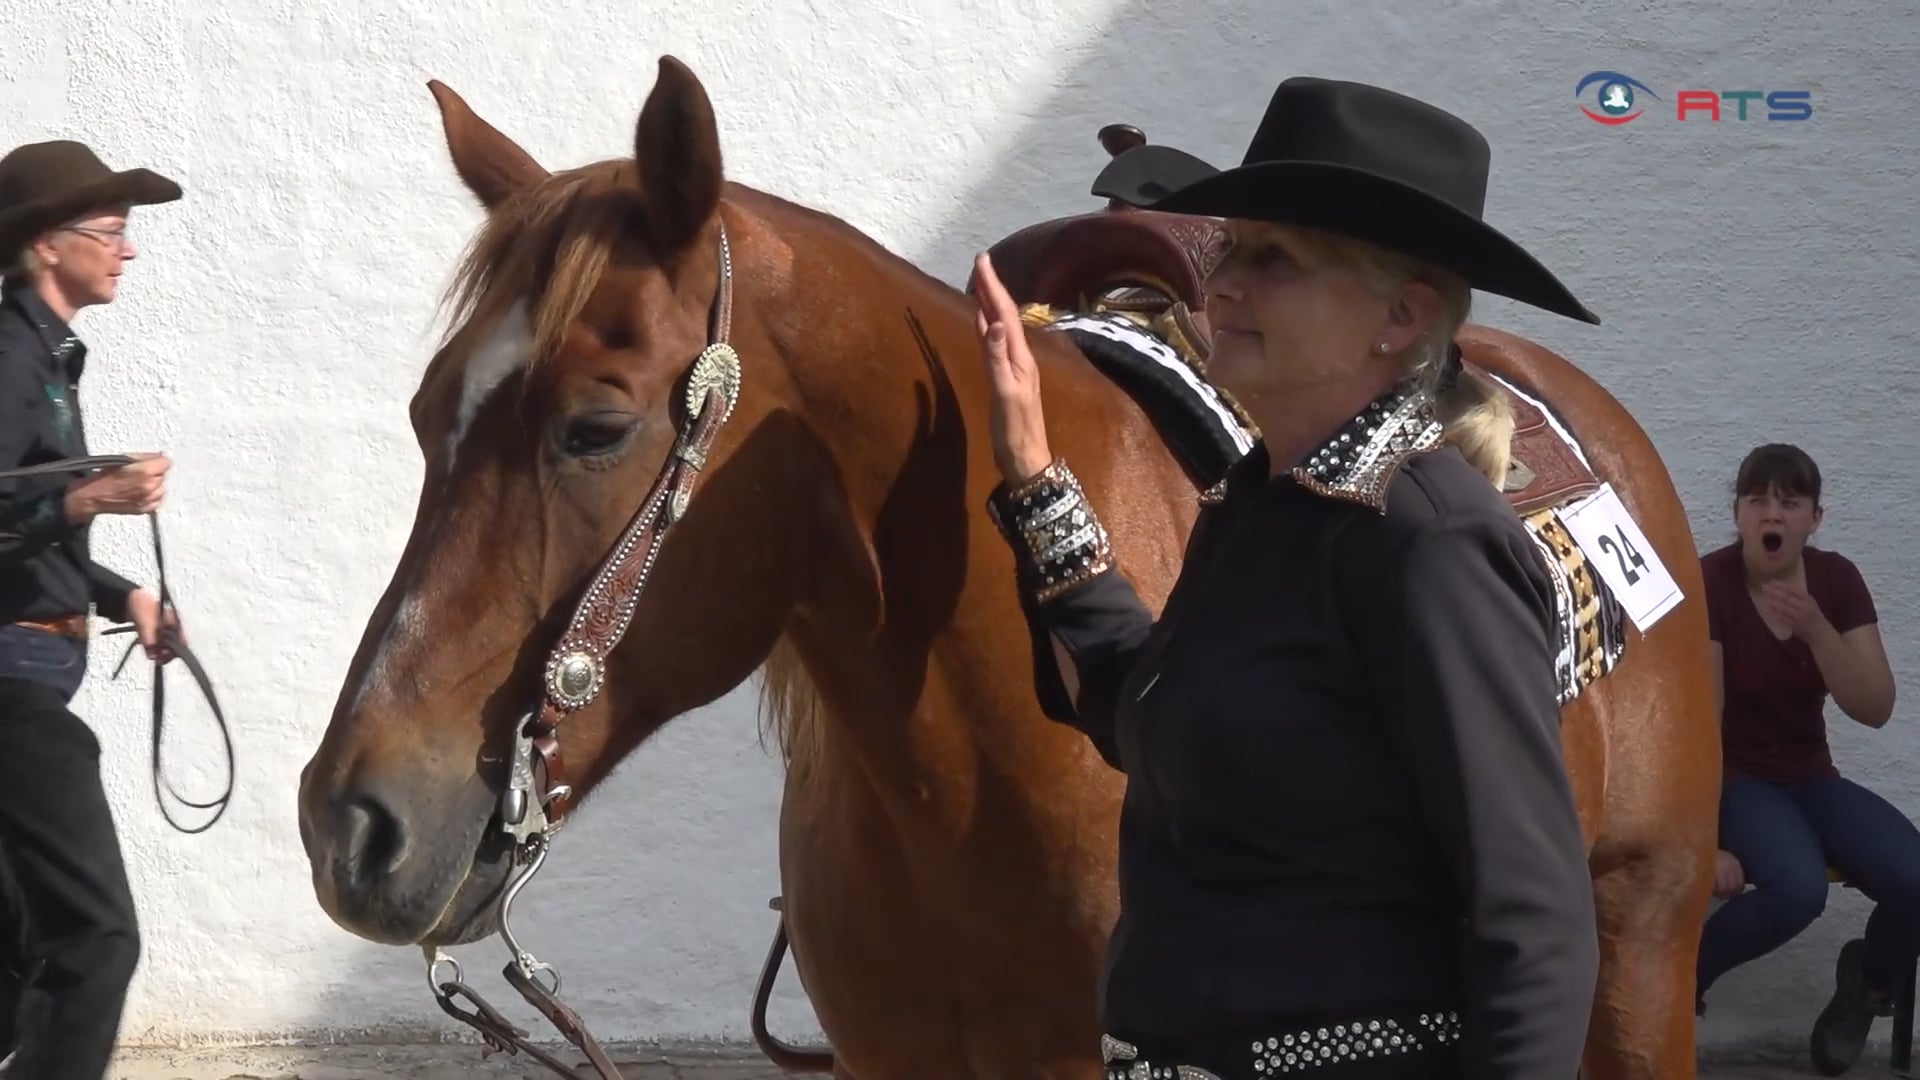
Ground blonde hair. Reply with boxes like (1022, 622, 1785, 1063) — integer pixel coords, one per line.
(1309, 232, 1513, 487)
(2, 245, 44, 286)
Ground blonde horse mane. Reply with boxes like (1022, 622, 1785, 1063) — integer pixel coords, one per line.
(756, 636, 827, 772)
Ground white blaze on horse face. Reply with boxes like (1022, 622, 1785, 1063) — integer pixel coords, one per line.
(350, 591, 427, 713)
(349, 300, 534, 714)
(447, 299, 533, 469)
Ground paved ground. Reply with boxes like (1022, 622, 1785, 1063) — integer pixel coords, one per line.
(96, 1042, 1917, 1079)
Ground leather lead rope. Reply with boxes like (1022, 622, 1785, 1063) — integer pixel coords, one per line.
(0, 453, 235, 834)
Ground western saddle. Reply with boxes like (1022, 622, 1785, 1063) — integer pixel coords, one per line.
(986, 124, 1225, 367)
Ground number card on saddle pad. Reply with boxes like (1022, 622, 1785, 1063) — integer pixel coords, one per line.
(1553, 483, 1683, 633)
(1520, 508, 1629, 707)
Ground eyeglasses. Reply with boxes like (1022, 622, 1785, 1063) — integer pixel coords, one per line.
(62, 224, 131, 251)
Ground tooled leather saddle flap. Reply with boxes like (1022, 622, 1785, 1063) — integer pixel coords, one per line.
(1478, 365, 1600, 516)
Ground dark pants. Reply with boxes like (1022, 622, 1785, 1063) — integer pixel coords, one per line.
(0, 626, 142, 1080)
(1699, 770, 1920, 997)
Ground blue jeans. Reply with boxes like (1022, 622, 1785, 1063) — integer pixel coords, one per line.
(1699, 771, 1920, 998)
(0, 623, 88, 703)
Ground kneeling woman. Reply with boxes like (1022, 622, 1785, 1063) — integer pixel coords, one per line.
(970, 78, 1600, 1079)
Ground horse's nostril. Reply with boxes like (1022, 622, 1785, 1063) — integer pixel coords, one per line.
(341, 793, 412, 881)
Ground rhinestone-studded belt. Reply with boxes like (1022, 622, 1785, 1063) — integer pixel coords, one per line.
(1101, 1010, 1462, 1079)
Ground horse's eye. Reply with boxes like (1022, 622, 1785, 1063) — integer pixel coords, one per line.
(559, 411, 638, 457)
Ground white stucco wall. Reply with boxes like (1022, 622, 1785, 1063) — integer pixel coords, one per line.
(4, 0, 1914, 1059)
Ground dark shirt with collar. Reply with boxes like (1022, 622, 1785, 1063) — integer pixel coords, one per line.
(0, 280, 140, 626)
(994, 382, 1598, 1079)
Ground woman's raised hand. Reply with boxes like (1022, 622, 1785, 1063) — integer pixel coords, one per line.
(969, 252, 1054, 485)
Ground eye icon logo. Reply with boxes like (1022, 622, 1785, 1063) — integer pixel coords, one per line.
(1576, 71, 1658, 125)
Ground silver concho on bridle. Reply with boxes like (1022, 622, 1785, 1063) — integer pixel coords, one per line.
(668, 341, 742, 521)
(545, 650, 603, 710)
(685, 341, 742, 426)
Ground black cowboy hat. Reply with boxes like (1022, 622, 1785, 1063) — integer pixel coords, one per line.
(1091, 77, 1598, 325)
(0, 140, 182, 258)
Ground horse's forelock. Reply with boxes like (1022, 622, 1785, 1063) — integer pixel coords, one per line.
(438, 161, 650, 372)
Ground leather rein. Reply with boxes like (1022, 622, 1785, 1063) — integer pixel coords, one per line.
(0, 456, 236, 834)
(422, 222, 744, 1079)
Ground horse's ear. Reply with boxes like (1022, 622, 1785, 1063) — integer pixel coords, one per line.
(634, 55, 724, 254)
(427, 79, 549, 211)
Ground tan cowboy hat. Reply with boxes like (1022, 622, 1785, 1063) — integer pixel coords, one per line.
(0, 139, 182, 257)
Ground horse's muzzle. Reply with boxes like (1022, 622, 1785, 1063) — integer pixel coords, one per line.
(304, 764, 507, 945)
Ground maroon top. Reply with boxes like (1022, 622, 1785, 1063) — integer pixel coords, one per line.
(1701, 541, 1879, 784)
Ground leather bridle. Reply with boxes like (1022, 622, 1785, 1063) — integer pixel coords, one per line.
(0, 456, 236, 834)
(423, 221, 744, 1079)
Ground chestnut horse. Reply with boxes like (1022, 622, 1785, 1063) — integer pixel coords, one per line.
(296, 56, 1719, 1080)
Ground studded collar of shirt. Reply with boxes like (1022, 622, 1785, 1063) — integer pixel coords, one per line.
(1289, 380, 1447, 512)
(1203, 379, 1448, 513)
(2, 282, 88, 382)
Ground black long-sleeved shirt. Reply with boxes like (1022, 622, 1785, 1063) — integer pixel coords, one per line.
(999, 383, 1598, 1078)
(0, 282, 139, 625)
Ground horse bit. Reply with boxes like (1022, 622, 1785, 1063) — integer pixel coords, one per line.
(0, 459, 236, 835)
(423, 221, 744, 1079)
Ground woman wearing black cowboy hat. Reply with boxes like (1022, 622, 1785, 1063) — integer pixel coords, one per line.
(0, 137, 184, 1080)
(969, 77, 1599, 1078)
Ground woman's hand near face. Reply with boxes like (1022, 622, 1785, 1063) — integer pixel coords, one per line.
(969, 252, 1054, 485)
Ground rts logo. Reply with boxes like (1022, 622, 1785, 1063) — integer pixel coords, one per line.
(1574, 70, 1814, 124)
(1576, 71, 1658, 125)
